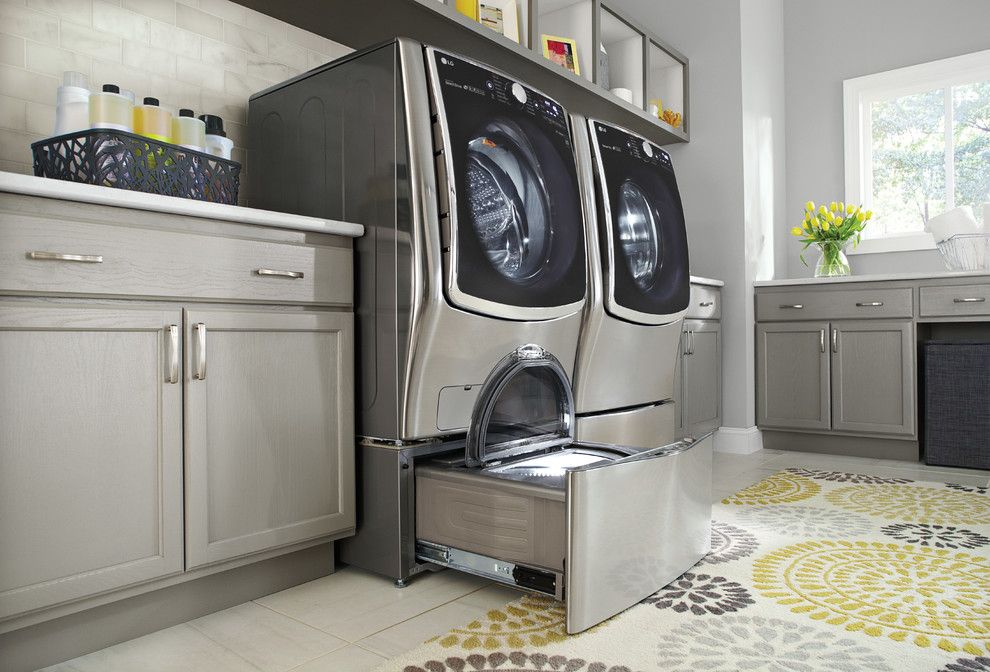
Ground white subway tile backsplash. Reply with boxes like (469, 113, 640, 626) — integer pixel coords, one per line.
(285, 23, 348, 57)
(0, 159, 32, 175)
(197, 0, 244, 25)
(92, 1, 150, 42)
(26, 40, 92, 77)
(222, 21, 266, 56)
(122, 38, 175, 78)
(27, 0, 92, 26)
(175, 2, 220, 39)
(24, 100, 53, 134)
(0, 127, 41, 162)
(148, 20, 202, 58)
(222, 68, 269, 100)
(0, 33, 26, 67)
(0, 3, 57, 45)
(121, 0, 174, 24)
(176, 53, 222, 89)
(201, 37, 245, 74)
(245, 54, 296, 82)
(243, 8, 284, 41)
(60, 20, 120, 61)
(0, 94, 26, 130)
(267, 37, 307, 71)
(0, 62, 57, 103)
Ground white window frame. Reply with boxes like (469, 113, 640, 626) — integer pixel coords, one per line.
(843, 49, 990, 255)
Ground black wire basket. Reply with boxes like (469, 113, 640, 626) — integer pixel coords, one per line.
(31, 129, 241, 205)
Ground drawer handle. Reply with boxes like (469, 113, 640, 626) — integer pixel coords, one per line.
(28, 251, 103, 264)
(779, 304, 804, 309)
(256, 268, 304, 279)
(166, 325, 179, 384)
(699, 301, 714, 307)
(953, 297, 986, 303)
(856, 301, 884, 307)
(193, 323, 207, 381)
(832, 327, 839, 353)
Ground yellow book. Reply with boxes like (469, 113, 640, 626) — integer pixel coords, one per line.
(455, 0, 477, 20)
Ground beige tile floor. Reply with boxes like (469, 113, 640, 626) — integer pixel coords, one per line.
(41, 448, 990, 672)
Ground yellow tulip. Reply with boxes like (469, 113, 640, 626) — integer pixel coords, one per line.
(822, 221, 830, 232)
(819, 205, 828, 216)
(829, 201, 838, 212)
(805, 201, 815, 212)
(865, 210, 873, 220)
(791, 227, 803, 236)
(856, 211, 865, 222)
(846, 204, 856, 215)
(803, 221, 811, 231)
(838, 201, 845, 212)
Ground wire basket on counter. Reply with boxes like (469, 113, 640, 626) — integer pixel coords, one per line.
(936, 234, 990, 271)
(31, 129, 241, 205)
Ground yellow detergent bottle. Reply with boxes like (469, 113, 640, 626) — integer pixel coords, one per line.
(133, 97, 172, 143)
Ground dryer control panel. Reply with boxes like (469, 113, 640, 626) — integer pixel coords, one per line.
(432, 50, 572, 145)
(593, 122, 673, 172)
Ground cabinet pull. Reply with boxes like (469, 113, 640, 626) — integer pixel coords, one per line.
(699, 301, 714, 307)
(688, 330, 695, 355)
(856, 301, 884, 307)
(953, 297, 986, 303)
(28, 251, 103, 263)
(193, 323, 207, 381)
(166, 325, 179, 384)
(831, 327, 839, 353)
(256, 268, 304, 279)
(819, 329, 825, 353)
(779, 303, 804, 309)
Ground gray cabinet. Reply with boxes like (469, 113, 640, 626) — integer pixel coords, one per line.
(756, 321, 831, 431)
(0, 304, 184, 619)
(831, 320, 914, 436)
(680, 319, 721, 437)
(184, 309, 355, 568)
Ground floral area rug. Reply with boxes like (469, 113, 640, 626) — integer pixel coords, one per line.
(375, 469, 990, 672)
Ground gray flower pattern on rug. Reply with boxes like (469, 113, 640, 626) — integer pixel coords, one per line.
(881, 522, 990, 549)
(655, 615, 894, 672)
(402, 652, 640, 672)
(701, 522, 758, 565)
(643, 572, 753, 616)
(733, 504, 874, 538)
(946, 483, 989, 495)
(786, 467, 913, 484)
(939, 657, 990, 672)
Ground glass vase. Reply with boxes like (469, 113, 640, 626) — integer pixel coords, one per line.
(814, 241, 851, 277)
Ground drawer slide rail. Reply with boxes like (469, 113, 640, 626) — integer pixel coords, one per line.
(416, 540, 563, 599)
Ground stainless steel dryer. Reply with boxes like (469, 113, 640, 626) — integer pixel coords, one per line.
(573, 119, 691, 448)
(248, 39, 591, 582)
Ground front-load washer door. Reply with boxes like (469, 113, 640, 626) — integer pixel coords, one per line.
(427, 48, 586, 321)
(589, 120, 690, 325)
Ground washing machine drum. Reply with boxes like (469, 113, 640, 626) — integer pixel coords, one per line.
(465, 120, 552, 284)
(616, 180, 662, 291)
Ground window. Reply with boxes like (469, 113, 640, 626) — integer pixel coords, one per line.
(844, 50, 990, 253)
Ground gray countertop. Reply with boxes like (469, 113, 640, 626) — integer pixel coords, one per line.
(690, 275, 725, 287)
(754, 270, 990, 288)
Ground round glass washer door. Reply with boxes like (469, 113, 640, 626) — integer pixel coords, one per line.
(464, 119, 552, 284)
(616, 180, 662, 291)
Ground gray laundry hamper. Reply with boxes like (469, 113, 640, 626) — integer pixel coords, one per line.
(923, 341, 990, 470)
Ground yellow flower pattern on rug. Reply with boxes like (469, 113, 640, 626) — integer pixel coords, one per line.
(432, 594, 568, 650)
(722, 471, 821, 505)
(827, 484, 990, 524)
(753, 540, 990, 655)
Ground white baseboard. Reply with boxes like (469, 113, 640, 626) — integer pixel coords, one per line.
(714, 426, 764, 454)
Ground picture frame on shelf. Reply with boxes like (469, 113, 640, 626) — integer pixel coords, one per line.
(454, 0, 478, 21)
(541, 35, 581, 76)
(478, 0, 520, 44)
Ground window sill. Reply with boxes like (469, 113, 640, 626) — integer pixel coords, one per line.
(847, 233, 937, 255)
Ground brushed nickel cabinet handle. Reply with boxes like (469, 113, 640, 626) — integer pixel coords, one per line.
(193, 323, 207, 381)
(953, 297, 986, 303)
(166, 325, 179, 384)
(688, 330, 695, 355)
(831, 327, 839, 353)
(699, 301, 714, 307)
(820, 329, 825, 353)
(28, 251, 103, 263)
(856, 301, 884, 307)
(256, 268, 304, 279)
(779, 303, 804, 309)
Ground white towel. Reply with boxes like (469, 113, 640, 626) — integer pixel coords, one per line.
(926, 206, 979, 242)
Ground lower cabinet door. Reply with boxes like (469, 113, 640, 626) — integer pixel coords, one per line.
(756, 321, 831, 430)
(0, 304, 183, 619)
(831, 320, 915, 436)
(183, 309, 355, 568)
(682, 320, 721, 436)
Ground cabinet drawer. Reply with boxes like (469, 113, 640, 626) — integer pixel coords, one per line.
(757, 287, 913, 321)
(0, 214, 352, 305)
(686, 284, 720, 320)
(919, 284, 990, 318)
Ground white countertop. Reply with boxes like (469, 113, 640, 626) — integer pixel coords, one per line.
(754, 270, 990, 287)
(0, 172, 364, 237)
(690, 275, 724, 287)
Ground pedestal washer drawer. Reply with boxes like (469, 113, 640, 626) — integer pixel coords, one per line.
(0, 215, 352, 305)
(686, 284, 720, 320)
(920, 284, 990, 318)
(757, 287, 913, 321)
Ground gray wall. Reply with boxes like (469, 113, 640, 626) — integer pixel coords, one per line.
(610, 0, 785, 431)
(782, 0, 990, 278)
